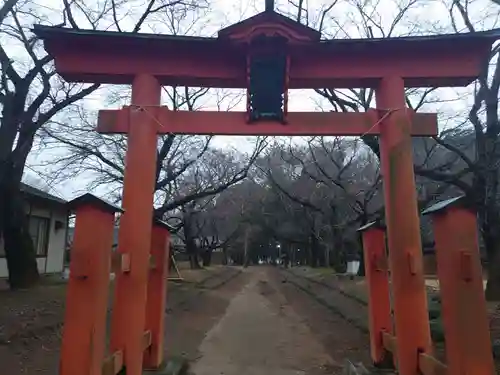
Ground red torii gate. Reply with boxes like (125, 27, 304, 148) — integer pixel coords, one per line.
(34, 3, 498, 375)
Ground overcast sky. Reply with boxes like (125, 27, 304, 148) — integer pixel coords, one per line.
(17, 0, 500, 199)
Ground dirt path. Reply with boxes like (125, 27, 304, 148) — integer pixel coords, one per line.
(0, 266, 244, 375)
(272, 269, 372, 372)
(0, 266, 373, 374)
(191, 268, 334, 375)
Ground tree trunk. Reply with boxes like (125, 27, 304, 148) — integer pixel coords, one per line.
(168, 253, 175, 271)
(476, 179, 500, 301)
(232, 251, 244, 265)
(184, 233, 200, 269)
(0, 168, 39, 289)
(201, 249, 212, 267)
(182, 213, 201, 270)
(309, 235, 319, 267)
(243, 227, 250, 268)
(485, 257, 500, 301)
(357, 243, 366, 276)
(477, 130, 500, 300)
(187, 243, 201, 269)
(0, 127, 39, 289)
(484, 230, 500, 301)
(222, 245, 228, 265)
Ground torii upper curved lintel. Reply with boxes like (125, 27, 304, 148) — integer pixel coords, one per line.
(32, 16, 500, 88)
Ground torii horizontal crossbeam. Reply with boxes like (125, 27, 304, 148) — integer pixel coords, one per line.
(35, 24, 498, 88)
(97, 107, 437, 136)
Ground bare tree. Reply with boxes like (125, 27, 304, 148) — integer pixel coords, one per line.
(37, 84, 267, 269)
(417, 0, 500, 299)
(288, 0, 500, 294)
(258, 138, 382, 268)
(0, 0, 19, 26)
(162, 142, 267, 268)
(0, 0, 207, 289)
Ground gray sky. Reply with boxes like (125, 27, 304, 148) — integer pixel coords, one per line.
(17, 0, 500, 199)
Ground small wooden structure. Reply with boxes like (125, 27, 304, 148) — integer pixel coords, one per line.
(357, 221, 393, 368)
(61, 195, 171, 375)
(360, 197, 495, 374)
(422, 197, 494, 375)
(61, 194, 122, 375)
(34, 0, 499, 373)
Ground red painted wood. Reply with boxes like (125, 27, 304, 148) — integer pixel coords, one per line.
(218, 10, 320, 41)
(60, 205, 115, 375)
(97, 108, 438, 136)
(377, 76, 432, 375)
(361, 227, 393, 366)
(46, 40, 488, 88)
(431, 207, 494, 375)
(109, 74, 161, 375)
(143, 225, 170, 369)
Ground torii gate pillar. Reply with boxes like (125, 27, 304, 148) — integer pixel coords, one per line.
(109, 74, 161, 375)
(377, 76, 432, 373)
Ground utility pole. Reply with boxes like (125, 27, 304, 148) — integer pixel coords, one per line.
(243, 226, 250, 267)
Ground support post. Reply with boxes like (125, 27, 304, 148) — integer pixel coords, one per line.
(423, 197, 494, 375)
(143, 219, 171, 369)
(60, 194, 122, 375)
(110, 74, 161, 375)
(358, 222, 393, 368)
(376, 75, 432, 375)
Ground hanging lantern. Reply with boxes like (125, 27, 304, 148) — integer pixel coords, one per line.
(246, 34, 290, 124)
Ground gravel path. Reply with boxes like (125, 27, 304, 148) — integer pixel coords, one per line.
(191, 268, 334, 375)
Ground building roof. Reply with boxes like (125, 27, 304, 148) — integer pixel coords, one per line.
(217, 8, 321, 42)
(421, 195, 473, 216)
(32, 7, 500, 89)
(357, 220, 385, 232)
(20, 182, 67, 205)
(153, 217, 174, 232)
(32, 23, 500, 49)
(67, 193, 123, 214)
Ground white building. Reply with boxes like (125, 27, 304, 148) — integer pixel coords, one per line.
(0, 183, 68, 278)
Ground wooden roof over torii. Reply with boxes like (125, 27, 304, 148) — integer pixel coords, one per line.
(33, 2, 500, 89)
